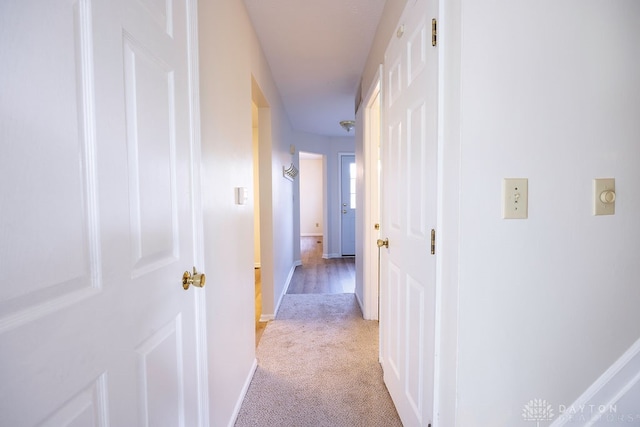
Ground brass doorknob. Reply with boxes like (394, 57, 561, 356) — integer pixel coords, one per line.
(377, 238, 389, 248)
(183, 267, 206, 290)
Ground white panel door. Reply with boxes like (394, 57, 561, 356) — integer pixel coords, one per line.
(379, 0, 438, 425)
(341, 154, 356, 256)
(0, 1, 204, 426)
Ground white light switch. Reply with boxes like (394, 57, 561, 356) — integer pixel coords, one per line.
(502, 178, 528, 219)
(593, 178, 615, 216)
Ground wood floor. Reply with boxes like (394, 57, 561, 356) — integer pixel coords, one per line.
(287, 236, 355, 294)
(255, 236, 355, 346)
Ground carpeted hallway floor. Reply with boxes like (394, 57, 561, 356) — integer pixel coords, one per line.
(235, 293, 402, 427)
(239, 237, 401, 426)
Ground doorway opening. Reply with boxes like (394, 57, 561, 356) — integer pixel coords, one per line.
(289, 151, 355, 294)
(299, 151, 324, 243)
(361, 66, 382, 320)
(251, 77, 274, 346)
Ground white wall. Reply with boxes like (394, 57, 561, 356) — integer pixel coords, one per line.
(299, 156, 324, 236)
(359, 0, 640, 425)
(444, 0, 640, 425)
(294, 132, 355, 259)
(197, 0, 297, 424)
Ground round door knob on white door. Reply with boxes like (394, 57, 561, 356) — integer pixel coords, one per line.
(600, 190, 616, 204)
(183, 267, 206, 290)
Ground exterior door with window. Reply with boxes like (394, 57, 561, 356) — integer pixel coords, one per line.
(0, 1, 205, 425)
(379, 0, 439, 425)
(341, 154, 356, 256)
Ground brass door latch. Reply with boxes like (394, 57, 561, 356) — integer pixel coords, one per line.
(183, 267, 206, 290)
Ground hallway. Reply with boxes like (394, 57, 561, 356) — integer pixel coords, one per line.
(255, 237, 356, 346)
(238, 239, 400, 426)
(287, 237, 356, 294)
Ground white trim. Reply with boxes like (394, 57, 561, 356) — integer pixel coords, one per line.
(433, 0, 462, 425)
(323, 253, 341, 259)
(259, 314, 274, 322)
(185, 0, 209, 425)
(274, 262, 300, 315)
(228, 359, 258, 427)
(550, 338, 640, 427)
(300, 233, 323, 237)
(260, 261, 301, 322)
(361, 63, 383, 321)
(354, 291, 365, 318)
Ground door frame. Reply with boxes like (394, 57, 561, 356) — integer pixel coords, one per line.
(185, 0, 209, 424)
(361, 65, 383, 321)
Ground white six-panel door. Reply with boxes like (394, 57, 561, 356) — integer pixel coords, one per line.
(0, 0, 203, 425)
(379, 0, 438, 425)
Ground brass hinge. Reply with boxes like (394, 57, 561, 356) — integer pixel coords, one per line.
(432, 18, 437, 47)
(431, 229, 436, 255)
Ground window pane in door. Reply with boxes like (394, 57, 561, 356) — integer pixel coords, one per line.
(349, 162, 356, 209)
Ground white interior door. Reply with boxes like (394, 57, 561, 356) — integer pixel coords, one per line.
(379, 0, 438, 425)
(0, 1, 204, 425)
(340, 154, 356, 256)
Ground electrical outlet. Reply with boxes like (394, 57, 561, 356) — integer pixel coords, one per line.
(502, 178, 528, 219)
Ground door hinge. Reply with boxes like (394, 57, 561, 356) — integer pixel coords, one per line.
(432, 18, 438, 47)
(431, 229, 436, 255)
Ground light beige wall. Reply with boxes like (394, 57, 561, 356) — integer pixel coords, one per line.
(359, 1, 640, 424)
(440, 0, 640, 425)
(197, 0, 296, 425)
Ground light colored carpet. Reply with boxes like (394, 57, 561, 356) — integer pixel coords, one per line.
(235, 293, 402, 427)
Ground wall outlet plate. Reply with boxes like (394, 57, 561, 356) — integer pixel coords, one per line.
(593, 178, 615, 216)
(502, 178, 528, 219)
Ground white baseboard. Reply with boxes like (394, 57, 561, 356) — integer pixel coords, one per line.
(300, 233, 322, 237)
(273, 262, 298, 317)
(551, 337, 640, 426)
(323, 253, 340, 259)
(228, 358, 257, 427)
(354, 291, 365, 318)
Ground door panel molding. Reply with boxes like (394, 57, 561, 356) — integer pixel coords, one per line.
(0, 0, 101, 333)
(379, 0, 438, 425)
(39, 373, 109, 427)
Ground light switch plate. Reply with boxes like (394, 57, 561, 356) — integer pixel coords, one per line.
(235, 187, 248, 205)
(502, 178, 528, 219)
(593, 178, 615, 216)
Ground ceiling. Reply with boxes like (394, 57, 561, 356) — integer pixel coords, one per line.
(243, 0, 387, 137)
